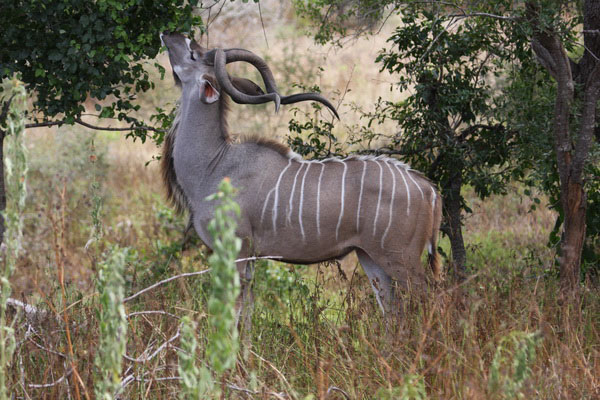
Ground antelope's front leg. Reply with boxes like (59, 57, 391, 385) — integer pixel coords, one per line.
(235, 257, 256, 340)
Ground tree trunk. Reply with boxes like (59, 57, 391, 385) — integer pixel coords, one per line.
(442, 171, 466, 277)
(528, 0, 600, 289)
(560, 181, 587, 287)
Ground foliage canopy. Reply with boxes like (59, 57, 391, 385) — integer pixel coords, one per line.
(0, 0, 202, 142)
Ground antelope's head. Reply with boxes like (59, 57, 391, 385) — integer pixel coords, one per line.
(160, 32, 339, 117)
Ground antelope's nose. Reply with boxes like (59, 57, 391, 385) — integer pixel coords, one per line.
(160, 32, 168, 46)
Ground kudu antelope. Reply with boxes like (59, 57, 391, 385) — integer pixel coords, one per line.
(160, 33, 442, 324)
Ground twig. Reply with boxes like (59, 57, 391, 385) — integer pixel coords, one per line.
(28, 368, 73, 388)
(24, 120, 63, 129)
(27, 337, 67, 359)
(124, 328, 180, 363)
(258, 0, 269, 48)
(123, 256, 282, 303)
(249, 349, 295, 395)
(74, 118, 165, 133)
(120, 373, 287, 398)
(5, 297, 54, 322)
(19, 353, 33, 400)
(123, 270, 211, 303)
(205, 0, 227, 34)
(448, 12, 516, 21)
(50, 185, 88, 400)
(127, 310, 180, 320)
(327, 386, 351, 400)
(356, 148, 405, 156)
(25, 118, 165, 134)
(412, 1, 516, 21)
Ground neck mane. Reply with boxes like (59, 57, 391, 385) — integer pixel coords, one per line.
(160, 94, 299, 214)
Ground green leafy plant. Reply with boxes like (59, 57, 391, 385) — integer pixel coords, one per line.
(178, 316, 212, 399)
(205, 178, 242, 374)
(488, 331, 542, 399)
(376, 374, 428, 400)
(94, 246, 129, 400)
(178, 178, 241, 398)
(0, 77, 27, 400)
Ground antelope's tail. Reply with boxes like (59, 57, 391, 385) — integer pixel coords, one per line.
(428, 190, 443, 281)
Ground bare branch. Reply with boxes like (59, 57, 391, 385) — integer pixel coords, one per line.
(119, 373, 287, 398)
(448, 12, 516, 21)
(356, 148, 405, 156)
(74, 118, 165, 133)
(411, 1, 516, 21)
(572, 62, 600, 180)
(28, 368, 73, 388)
(24, 120, 64, 129)
(531, 39, 559, 79)
(416, 15, 460, 66)
(327, 386, 351, 399)
(249, 349, 295, 395)
(5, 297, 60, 325)
(25, 118, 166, 134)
(123, 256, 282, 303)
(27, 338, 67, 359)
(127, 310, 180, 320)
(257, 0, 269, 48)
(123, 270, 211, 303)
(124, 328, 180, 363)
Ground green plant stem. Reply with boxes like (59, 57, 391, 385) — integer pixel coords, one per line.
(0, 77, 27, 400)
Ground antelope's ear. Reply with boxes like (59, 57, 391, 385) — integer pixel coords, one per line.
(189, 39, 206, 58)
(200, 74, 220, 104)
(231, 77, 265, 96)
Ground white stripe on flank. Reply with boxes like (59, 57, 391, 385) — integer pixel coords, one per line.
(394, 164, 411, 215)
(287, 162, 305, 225)
(334, 159, 347, 241)
(431, 186, 437, 210)
(381, 161, 397, 248)
(298, 163, 312, 240)
(406, 171, 424, 200)
(272, 159, 293, 232)
(373, 160, 384, 236)
(316, 162, 325, 236)
(356, 160, 367, 232)
(260, 188, 275, 225)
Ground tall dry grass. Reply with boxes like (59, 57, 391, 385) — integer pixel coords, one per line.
(3, 3, 598, 399)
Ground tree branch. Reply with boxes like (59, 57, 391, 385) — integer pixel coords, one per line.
(25, 118, 166, 134)
(24, 121, 64, 129)
(572, 61, 600, 180)
(122, 255, 282, 303)
(28, 368, 73, 388)
(123, 269, 211, 303)
(356, 148, 406, 156)
(74, 118, 165, 133)
(527, 1, 575, 197)
(448, 12, 517, 21)
(531, 39, 560, 79)
(123, 328, 180, 363)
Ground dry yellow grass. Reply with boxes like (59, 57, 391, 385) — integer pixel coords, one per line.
(5, 4, 598, 399)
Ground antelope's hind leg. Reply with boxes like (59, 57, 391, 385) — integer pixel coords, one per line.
(356, 249, 395, 315)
